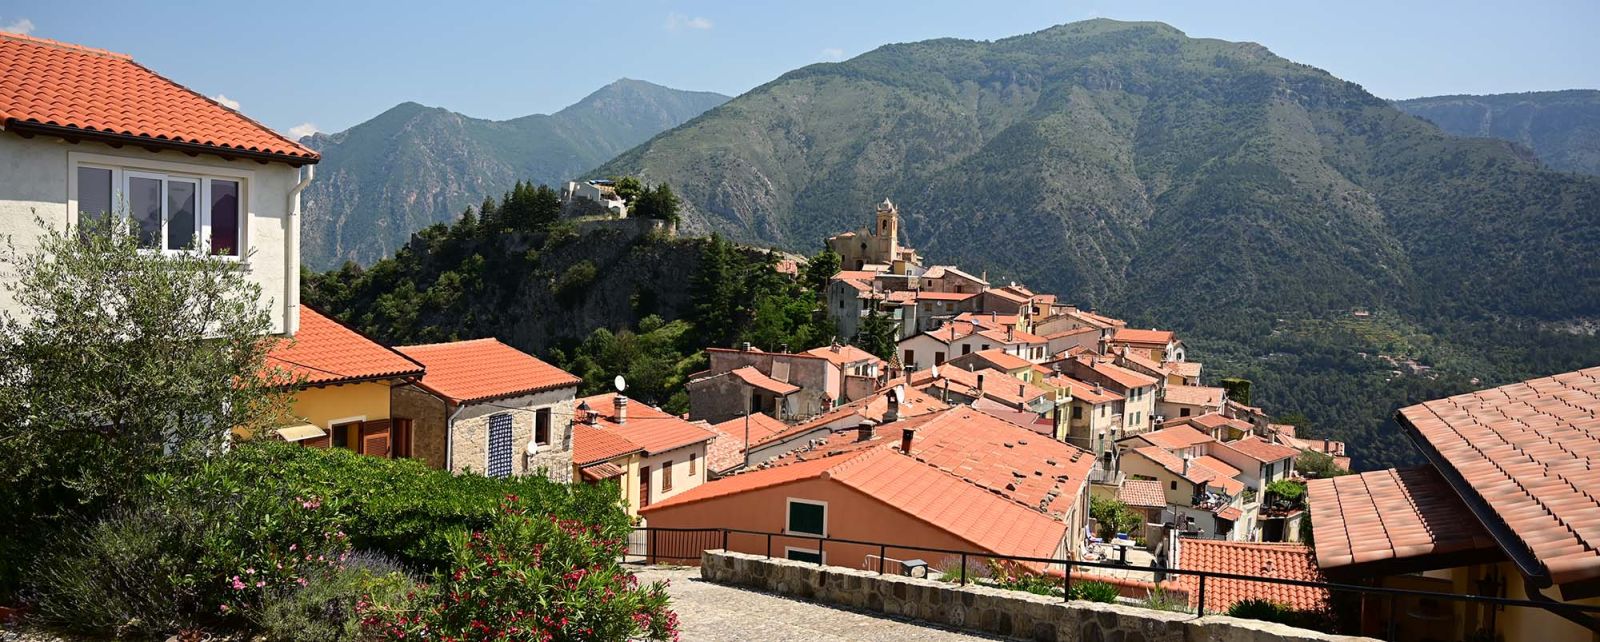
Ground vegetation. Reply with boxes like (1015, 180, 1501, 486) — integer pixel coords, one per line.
(595, 18, 1600, 471)
(0, 219, 289, 599)
(1296, 451, 1350, 479)
(1395, 90, 1600, 176)
(1225, 598, 1335, 631)
(1090, 496, 1144, 540)
(1069, 581, 1121, 603)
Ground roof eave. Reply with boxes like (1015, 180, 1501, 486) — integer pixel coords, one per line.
(6, 119, 319, 166)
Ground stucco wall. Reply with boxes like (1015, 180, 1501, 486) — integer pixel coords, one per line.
(291, 381, 394, 432)
(700, 551, 1378, 642)
(0, 135, 300, 333)
(640, 442, 709, 506)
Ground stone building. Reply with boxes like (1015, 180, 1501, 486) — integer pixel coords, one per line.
(393, 338, 581, 481)
(825, 199, 922, 274)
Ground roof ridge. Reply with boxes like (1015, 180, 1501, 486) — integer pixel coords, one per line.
(397, 337, 503, 350)
(126, 57, 310, 154)
(0, 31, 131, 60)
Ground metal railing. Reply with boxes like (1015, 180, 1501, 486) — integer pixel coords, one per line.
(629, 526, 1600, 638)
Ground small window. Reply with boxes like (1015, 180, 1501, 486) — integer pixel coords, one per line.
(209, 179, 241, 256)
(904, 349, 915, 365)
(1170, 480, 1178, 491)
(934, 351, 945, 365)
(689, 452, 698, 476)
(535, 408, 552, 445)
(961, 344, 972, 355)
(1072, 406, 1083, 420)
(1180, 408, 1191, 417)
(787, 499, 826, 536)
(662, 461, 673, 491)
(786, 548, 823, 564)
(331, 421, 361, 451)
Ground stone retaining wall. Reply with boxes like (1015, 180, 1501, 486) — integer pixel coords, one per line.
(699, 550, 1377, 642)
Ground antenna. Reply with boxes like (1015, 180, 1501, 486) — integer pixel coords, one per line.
(614, 375, 627, 392)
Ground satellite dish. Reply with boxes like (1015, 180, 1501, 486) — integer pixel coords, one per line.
(614, 375, 627, 392)
(930, 365, 939, 378)
(525, 440, 540, 456)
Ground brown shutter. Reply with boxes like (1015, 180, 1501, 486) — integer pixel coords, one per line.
(304, 433, 330, 449)
(392, 417, 412, 458)
(362, 419, 393, 458)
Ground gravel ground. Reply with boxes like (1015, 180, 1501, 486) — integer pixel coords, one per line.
(632, 565, 1012, 642)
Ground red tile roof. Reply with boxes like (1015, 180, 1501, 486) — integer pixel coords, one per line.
(573, 423, 645, 466)
(909, 365, 1048, 407)
(1118, 479, 1167, 509)
(1398, 365, 1600, 584)
(801, 344, 883, 368)
(1163, 412, 1253, 435)
(725, 366, 801, 395)
(954, 348, 1033, 372)
(1128, 425, 1216, 451)
(0, 32, 316, 163)
(1165, 361, 1203, 379)
(397, 338, 579, 404)
(1177, 540, 1330, 613)
(645, 406, 1097, 559)
(266, 307, 423, 386)
(578, 393, 715, 456)
(1217, 436, 1300, 464)
(1070, 356, 1159, 391)
(579, 461, 625, 481)
(1111, 328, 1175, 347)
(1127, 447, 1243, 495)
(1306, 467, 1497, 571)
(1162, 385, 1225, 408)
(711, 413, 789, 445)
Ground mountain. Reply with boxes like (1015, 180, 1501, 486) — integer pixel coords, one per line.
(1395, 90, 1600, 176)
(299, 79, 729, 269)
(594, 19, 1600, 469)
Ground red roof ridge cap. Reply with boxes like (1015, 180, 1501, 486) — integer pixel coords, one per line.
(0, 31, 132, 59)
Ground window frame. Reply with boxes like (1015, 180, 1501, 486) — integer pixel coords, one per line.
(68, 152, 253, 261)
(535, 407, 552, 445)
(785, 498, 828, 537)
(661, 460, 674, 491)
(689, 452, 698, 476)
(784, 547, 824, 564)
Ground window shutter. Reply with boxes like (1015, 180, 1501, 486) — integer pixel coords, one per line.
(362, 419, 393, 458)
(392, 417, 413, 458)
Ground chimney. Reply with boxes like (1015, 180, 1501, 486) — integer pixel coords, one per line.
(613, 395, 628, 425)
(991, 311, 998, 322)
(900, 428, 916, 455)
(885, 388, 901, 423)
(857, 420, 878, 442)
(780, 343, 790, 354)
(831, 341, 841, 353)
(741, 342, 752, 352)
(1182, 456, 1192, 477)
(1007, 326, 1015, 342)
(1018, 383, 1025, 397)
(1323, 438, 1331, 453)
(977, 373, 986, 393)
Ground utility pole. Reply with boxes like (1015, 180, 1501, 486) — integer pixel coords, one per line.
(743, 393, 752, 468)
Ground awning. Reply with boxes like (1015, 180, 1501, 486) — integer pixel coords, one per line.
(276, 423, 327, 443)
(581, 461, 625, 481)
(1215, 506, 1243, 521)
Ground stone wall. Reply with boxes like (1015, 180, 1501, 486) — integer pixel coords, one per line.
(699, 550, 1377, 642)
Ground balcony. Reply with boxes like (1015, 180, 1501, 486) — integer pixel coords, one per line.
(1087, 459, 1123, 486)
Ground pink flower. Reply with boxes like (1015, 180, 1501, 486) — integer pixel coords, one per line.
(256, 580, 266, 588)
(296, 577, 309, 586)
(230, 577, 246, 590)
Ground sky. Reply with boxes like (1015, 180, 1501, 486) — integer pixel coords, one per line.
(2, 0, 1596, 138)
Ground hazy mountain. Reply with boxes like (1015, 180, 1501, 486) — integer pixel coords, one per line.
(593, 19, 1600, 468)
(1394, 90, 1600, 176)
(299, 79, 729, 268)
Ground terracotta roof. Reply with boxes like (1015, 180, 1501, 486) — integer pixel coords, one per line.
(1164, 412, 1253, 435)
(1307, 467, 1498, 571)
(1127, 447, 1243, 494)
(1068, 309, 1125, 329)
(579, 461, 625, 481)
(646, 406, 1095, 559)
(397, 338, 579, 404)
(954, 312, 1023, 329)
(831, 270, 879, 281)
(982, 287, 1030, 305)
(909, 365, 1048, 407)
(701, 422, 747, 474)
(1177, 540, 1330, 613)
(725, 366, 801, 395)
(1399, 366, 1600, 584)
(1111, 328, 1175, 347)
(971, 399, 1054, 436)
(954, 348, 1033, 372)
(761, 385, 950, 447)
(1215, 506, 1244, 521)
(0, 32, 316, 163)
(1047, 375, 1123, 404)
(573, 423, 645, 466)
(914, 291, 979, 301)
(577, 393, 715, 456)
(1128, 425, 1216, 451)
(1072, 356, 1158, 390)
(266, 307, 423, 386)
(711, 413, 789, 445)
(1043, 326, 1099, 340)
(1163, 385, 1225, 408)
(801, 344, 883, 367)
(1118, 350, 1168, 375)
(977, 326, 1048, 345)
(1217, 436, 1299, 464)
(1118, 479, 1167, 509)
(1165, 361, 1203, 379)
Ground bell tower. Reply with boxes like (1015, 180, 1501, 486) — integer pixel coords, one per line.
(874, 198, 899, 264)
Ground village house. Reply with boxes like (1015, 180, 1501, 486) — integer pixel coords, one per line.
(685, 343, 885, 424)
(700, 413, 791, 476)
(897, 318, 1049, 373)
(1156, 384, 1228, 420)
(0, 32, 317, 335)
(1118, 445, 1248, 541)
(265, 306, 425, 455)
(742, 384, 949, 466)
(1048, 374, 1126, 474)
(561, 178, 628, 216)
(1161, 412, 1255, 442)
(1307, 366, 1600, 641)
(392, 339, 581, 480)
(1056, 355, 1160, 434)
(1108, 328, 1186, 363)
(907, 364, 1056, 416)
(572, 393, 716, 514)
(640, 406, 1096, 570)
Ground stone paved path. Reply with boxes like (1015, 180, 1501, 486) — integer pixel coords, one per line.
(632, 565, 1012, 641)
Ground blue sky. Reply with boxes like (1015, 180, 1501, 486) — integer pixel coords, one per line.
(3, 0, 1596, 138)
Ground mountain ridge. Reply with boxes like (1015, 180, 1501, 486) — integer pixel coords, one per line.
(1394, 89, 1600, 175)
(299, 79, 729, 269)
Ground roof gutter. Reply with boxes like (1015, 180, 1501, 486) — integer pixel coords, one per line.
(1395, 410, 1552, 586)
(5, 120, 318, 166)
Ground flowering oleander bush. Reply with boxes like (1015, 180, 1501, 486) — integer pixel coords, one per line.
(361, 496, 678, 642)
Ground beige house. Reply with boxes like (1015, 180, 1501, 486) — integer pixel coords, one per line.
(392, 339, 580, 480)
(574, 393, 715, 514)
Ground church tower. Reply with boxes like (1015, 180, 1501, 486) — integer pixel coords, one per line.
(873, 198, 899, 264)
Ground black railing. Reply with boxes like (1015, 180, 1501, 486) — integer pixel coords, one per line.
(629, 526, 1600, 638)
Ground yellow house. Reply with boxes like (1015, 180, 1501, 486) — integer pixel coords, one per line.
(1308, 366, 1600, 641)
(265, 306, 424, 456)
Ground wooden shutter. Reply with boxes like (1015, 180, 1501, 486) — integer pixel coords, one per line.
(392, 417, 413, 458)
(362, 419, 393, 458)
(303, 433, 330, 449)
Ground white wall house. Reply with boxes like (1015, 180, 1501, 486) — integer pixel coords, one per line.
(0, 32, 318, 335)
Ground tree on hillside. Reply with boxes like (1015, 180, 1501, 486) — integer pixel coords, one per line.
(610, 176, 644, 207)
(802, 248, 841, 294)
(634, 183, 681, 226)
(493, 181, 561, 232)
(854, 306, 899, 361)
(0, 218, 290, 591)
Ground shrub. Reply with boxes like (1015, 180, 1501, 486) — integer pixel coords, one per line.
(256, 551, 421, 642)
(1069, 581, 1119, 603)
(1140, 586, 1190, 612)
(360, 497, 677, 641)
(1090, 496, 1144, 539)
(1226, 598, 1334, 630)
(989, 565, 1062, 597)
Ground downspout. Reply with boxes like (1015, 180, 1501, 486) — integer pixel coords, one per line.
(444, 401, 467, 472)
(284, 164, 314, 335)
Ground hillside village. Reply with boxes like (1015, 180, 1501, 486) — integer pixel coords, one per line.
(4, 26, 1600, 642)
